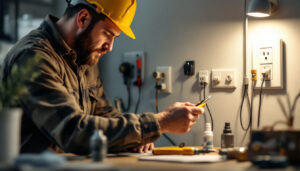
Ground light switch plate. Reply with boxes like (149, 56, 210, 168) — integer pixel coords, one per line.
(211, 69, 237, 89)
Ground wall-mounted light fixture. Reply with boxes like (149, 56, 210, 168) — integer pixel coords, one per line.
(242, 0, 279, 81)
(247, 0, 278, 18)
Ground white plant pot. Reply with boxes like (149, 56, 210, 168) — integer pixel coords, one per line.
(0, 108, 22, 164)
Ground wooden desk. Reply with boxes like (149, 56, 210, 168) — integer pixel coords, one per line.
(1, 153, 299, 171)
(68, 154, 299, 171)
(104, 155, 251, 171)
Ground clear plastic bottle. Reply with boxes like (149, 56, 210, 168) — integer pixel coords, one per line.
(203, 123, 213, 150)
(90, 130, 107, 162)
(221, 122, 234, 148)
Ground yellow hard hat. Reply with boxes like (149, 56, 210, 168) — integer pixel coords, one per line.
(70, 0, 136, 39)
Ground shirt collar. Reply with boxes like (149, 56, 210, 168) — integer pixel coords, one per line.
(40, 15, 78, 69)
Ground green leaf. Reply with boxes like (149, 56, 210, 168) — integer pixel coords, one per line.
(0, 53, 42, 108)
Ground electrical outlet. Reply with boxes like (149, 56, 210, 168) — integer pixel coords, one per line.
(123, 51, 145, 86)
(155, 66, 172, 94)
(252, 38, 283, 89)
(260, 64, 272, 81)
(211, 69, 237, 89)
(199, 70, 209, 85)
(259, 47, 273, 64)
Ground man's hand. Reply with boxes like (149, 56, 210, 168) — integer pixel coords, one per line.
(155, 102, 204, 134)
(132, 143, 154, 153)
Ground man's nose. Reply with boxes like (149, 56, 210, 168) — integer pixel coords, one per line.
(105, 39, 114, 52)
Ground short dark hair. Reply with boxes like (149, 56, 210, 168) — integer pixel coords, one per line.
(63, 4, 106, 23)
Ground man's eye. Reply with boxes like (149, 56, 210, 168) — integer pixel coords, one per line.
(104, 31, 112, 37)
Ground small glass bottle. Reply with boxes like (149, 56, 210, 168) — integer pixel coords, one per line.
(90, 130, 107, 162)
(221, 122, 234, 148)
(203, 123, 213, 150)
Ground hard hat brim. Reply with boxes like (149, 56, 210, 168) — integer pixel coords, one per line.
(113, 20, 136, 39)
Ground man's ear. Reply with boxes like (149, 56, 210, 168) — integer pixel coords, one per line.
(76, 9, 92, 31)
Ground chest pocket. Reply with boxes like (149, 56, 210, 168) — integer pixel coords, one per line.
(66, 87, 83, 109)
(88, 85, 100, 115)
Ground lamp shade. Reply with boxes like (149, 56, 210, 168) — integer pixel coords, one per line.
(247, 0, 278, 17)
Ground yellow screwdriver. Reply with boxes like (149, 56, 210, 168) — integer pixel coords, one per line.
(196, 96, 211, 107)
(152, 146, 202, 155)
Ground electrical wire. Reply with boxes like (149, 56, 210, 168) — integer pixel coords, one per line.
(120, 80, 131, 112)
(240, 79, 255, 146)
(203, 83, 214, 131)
(257, 77, 265, 128)
(249, 81, 255, 131)
(240, 84, 251, 131)
(239, 84, 252, 146)
(199, 84, 207, 123)
(155, 81, 159, 113)
(134, 87, 141, 113)
(155, 80, 177, 146)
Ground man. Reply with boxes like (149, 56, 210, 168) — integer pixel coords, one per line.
(2, 0, 204, 154)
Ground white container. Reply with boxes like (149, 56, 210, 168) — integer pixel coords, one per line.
(203, 123, 213, 150)
(0, 108, 22, 164)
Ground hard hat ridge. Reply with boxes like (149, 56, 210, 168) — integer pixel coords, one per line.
(69, 0, 136, 39)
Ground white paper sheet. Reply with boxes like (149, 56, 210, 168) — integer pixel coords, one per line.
(139, 154, 226, 163)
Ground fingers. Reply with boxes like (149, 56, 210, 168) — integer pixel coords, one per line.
(138, 146, 144, 153)
(137, 143, 154, 153)
(183, 102, 195, 106)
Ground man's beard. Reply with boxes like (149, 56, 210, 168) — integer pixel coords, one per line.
(74, 29, 100, 66)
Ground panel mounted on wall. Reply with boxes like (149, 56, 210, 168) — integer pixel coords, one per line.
(252, 38, 283, 90)
(211, 69, 237, 89)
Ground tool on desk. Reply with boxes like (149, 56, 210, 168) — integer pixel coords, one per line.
(196, 95, 211, 107)
(152, 147, 202, 155)
(152, 146, 218, 155)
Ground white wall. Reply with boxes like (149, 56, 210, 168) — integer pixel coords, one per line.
(99, 0, 300, 147)
(2, 0, 298, 148)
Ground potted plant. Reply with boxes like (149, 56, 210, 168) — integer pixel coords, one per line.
(0, 55, 40, 164)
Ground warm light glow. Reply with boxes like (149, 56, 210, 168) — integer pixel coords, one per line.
(250, 25, 283, 45)
(239, 147, 246, 152)
(247, 12, 270, 18)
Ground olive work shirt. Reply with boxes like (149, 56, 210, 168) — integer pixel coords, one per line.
(2, 15, 161, 155)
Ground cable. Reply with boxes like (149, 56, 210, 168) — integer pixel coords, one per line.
(249, 81, 255, 131)
(155, 81, 159, 113)
(134, 87, 141, 113)
(239, 84, 252, 146)
(257, 77, 265, 128)
(240, 84, 251, 131)
(203, 83, 214, 131)
(120, 80, 131, 112)
(154, 80, 177, 146)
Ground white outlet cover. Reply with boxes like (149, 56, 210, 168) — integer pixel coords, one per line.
(156, 66, 172, 94)
(252, 38, 283, 89)
(211, 69, 237, 89)
(199, 70, 209, 84)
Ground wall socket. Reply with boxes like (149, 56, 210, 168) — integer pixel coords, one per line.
(199, 70, 209, 85)
(122, 51, 145, 85)
(252, 38, 283, 89)
(155, 66, 172, 94)
(211, 69, 237, 89)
